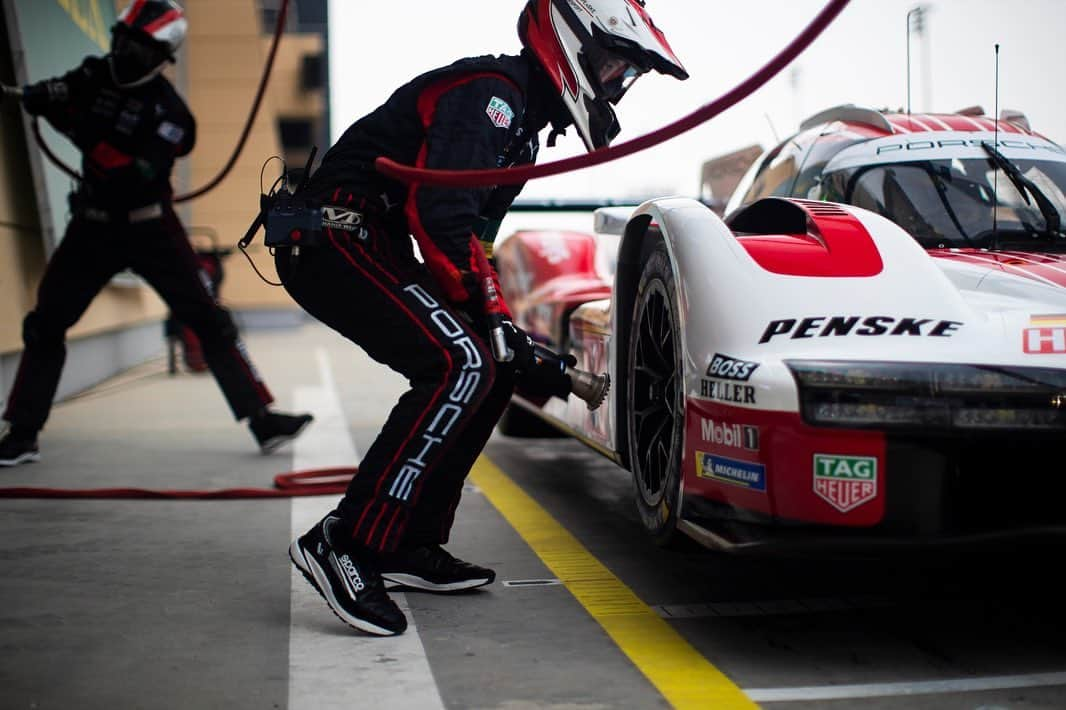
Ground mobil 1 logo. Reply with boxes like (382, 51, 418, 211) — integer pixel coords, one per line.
(813, 454, 878, 513)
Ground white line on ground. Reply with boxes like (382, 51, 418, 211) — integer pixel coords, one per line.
(288, 348, 445, 710)
(745, 672, 1066, 702)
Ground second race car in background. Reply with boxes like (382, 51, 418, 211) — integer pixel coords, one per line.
(495, 104, 1066, 553)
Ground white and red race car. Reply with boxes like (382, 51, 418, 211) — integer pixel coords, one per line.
(494, 104, 1066, 552)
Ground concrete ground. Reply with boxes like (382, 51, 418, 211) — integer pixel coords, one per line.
(2, 321, 1065, 710)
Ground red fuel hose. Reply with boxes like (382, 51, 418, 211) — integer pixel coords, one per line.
(29, 0, 291, 204)
(376, 0, 851, 188)
(0, 467, 355, 500)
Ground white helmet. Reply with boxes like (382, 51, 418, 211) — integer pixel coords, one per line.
(519, 0, 688, 151)
(110, 0, 188, 88)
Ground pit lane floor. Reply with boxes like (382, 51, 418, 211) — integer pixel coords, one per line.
(1, 321, 1065, 710)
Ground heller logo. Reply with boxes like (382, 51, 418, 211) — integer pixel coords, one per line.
(486, 96, 514, 129)
(1024, 315, 1066, 354)
(700, 418, 759, 451)
(813, 454, 877, 513)
(707, 353, 759, 381)
(699, 379, 756, 405)
(696, 452, 766, 492)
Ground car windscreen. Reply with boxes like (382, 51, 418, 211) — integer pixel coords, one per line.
(821, 157, 1066, 249)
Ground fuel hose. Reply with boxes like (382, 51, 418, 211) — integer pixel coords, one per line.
(376, 0, 851, 188)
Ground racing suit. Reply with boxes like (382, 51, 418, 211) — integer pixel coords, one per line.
(275, 51, 558, 552)
(2, 57, 274, 438)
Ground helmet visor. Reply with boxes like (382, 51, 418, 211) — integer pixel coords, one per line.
(587, 46, 645, 103)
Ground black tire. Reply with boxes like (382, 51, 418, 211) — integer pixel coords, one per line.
(626, 240, 686, 547)
(497, 401, 565, 438)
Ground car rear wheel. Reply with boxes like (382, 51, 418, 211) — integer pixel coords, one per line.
(626, 241, 686, 547)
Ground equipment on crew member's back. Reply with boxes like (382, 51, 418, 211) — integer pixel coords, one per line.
(240, 149, 320, 253)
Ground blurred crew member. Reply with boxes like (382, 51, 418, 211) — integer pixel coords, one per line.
(0, 0, 313, 466)
(284, 0, 687, 635)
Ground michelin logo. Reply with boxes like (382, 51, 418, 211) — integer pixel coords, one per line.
(696, 452, 766, 492)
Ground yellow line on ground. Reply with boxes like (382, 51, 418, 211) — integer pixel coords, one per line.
(471, 457, 758, 710)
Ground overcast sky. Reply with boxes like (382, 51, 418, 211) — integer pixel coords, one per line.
(328, 0, 1066, 208)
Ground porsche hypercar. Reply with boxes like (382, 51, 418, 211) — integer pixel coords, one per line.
(495, 105, 1066, 552)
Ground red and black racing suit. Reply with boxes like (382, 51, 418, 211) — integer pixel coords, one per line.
(276, 52, 557, 552)
(2, 57, 273, 439)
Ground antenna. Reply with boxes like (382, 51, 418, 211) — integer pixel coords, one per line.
(992, 43, 1000, 251)
(764, 113, 780, 143)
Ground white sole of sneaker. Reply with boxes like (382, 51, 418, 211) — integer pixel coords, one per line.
(0, 452, 41, 467)
(382, 573, 493, 592)
(259, 419, 313, 455)
(289, 540, 402, 637)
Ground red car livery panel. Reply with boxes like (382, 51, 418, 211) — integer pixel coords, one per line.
(684, 398, 886, 527)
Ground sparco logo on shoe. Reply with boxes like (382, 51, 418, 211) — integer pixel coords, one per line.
(389, 284, 485, 502)
(759, 316, 964, 343)
(337, 554, 365, 592)
(701, 418, 759, 451)
(706, 353, 759, 381)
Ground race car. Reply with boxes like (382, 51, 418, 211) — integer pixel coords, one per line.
(494, 104, 1066, 552)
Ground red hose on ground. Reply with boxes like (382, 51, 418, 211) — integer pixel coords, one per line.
(0, 467, 355, 500)
(376, 0, 851, 188)
(30, 0, 291, 204)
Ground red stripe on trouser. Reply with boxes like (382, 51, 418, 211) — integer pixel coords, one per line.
(325, 228, 450, 495)
(322, 230, 455, 551)
(321, 225, 497, 553)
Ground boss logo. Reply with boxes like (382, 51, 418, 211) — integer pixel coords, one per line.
(707, 353, 759, 381)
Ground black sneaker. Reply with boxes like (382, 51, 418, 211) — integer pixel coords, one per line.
(289, 515, 407, 636)
(250, 411, 313, 454)
(379, 544, 496, 592)
(0, 433, 40, 467)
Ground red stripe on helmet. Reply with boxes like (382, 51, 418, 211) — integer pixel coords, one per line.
(123, 0, 149, 24)
(625, 0, 684, 68)
(143, 8, 183, 34)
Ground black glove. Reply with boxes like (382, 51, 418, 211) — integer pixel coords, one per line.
(516, 346, 574, 401)
(500, 318, 535, 369)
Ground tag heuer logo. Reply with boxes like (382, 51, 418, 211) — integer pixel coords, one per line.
(813, 454, 877, 513)
(486, 96, 514, 128)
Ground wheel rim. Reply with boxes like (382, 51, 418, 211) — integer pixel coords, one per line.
(632, 279, 679, 508)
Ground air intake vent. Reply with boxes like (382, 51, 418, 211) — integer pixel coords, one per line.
(792, 199, 849, 216)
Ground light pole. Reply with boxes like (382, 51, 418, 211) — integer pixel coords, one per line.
(906, 5, 931, 114)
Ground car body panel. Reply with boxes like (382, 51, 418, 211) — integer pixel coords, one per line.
(496, 105, 1066, 550)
